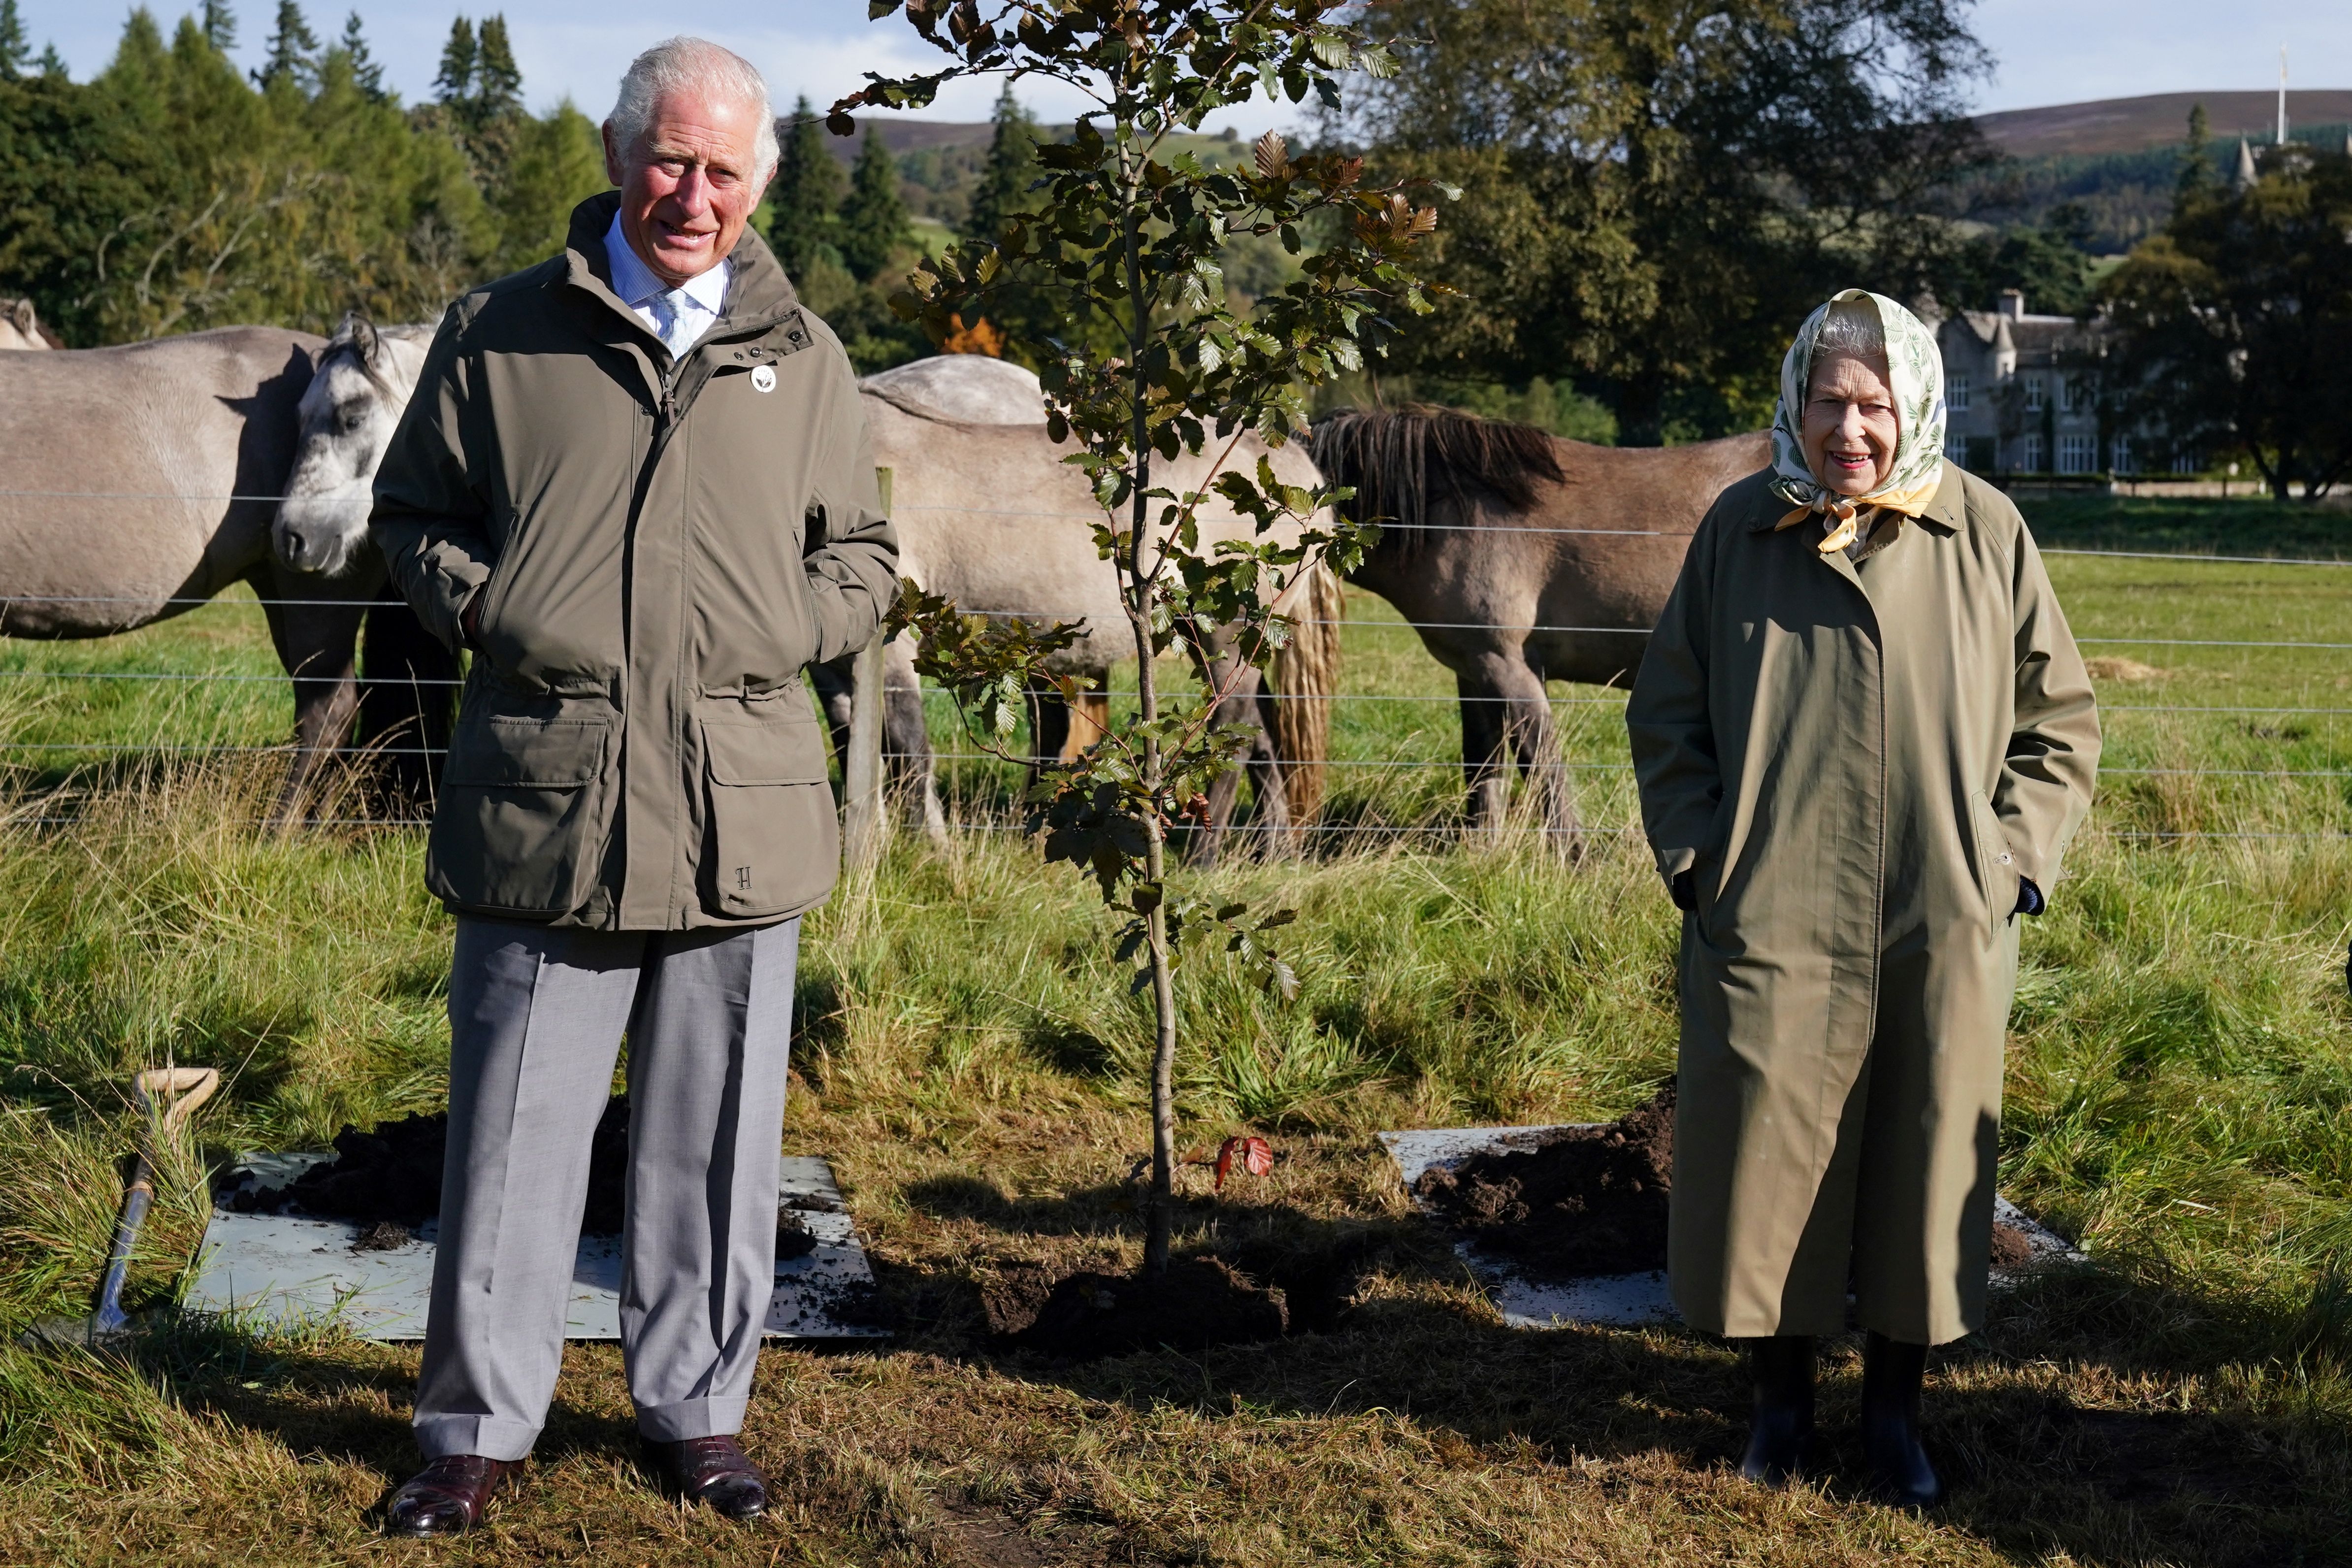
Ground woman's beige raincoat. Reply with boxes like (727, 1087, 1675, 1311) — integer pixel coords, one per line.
(1627, 461, 2100, 1344)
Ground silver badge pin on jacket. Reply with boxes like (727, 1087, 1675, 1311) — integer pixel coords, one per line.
(751, 364, 776, 393)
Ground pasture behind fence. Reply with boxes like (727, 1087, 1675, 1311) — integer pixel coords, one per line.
(0, 490, 2347, 842)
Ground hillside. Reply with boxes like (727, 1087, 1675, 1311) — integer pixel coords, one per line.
(813, 116, 1255, 230)
(1975, 91, 2352, 158)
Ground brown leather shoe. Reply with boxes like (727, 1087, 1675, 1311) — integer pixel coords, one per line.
(383, 1454, 518, 1537)
(644, 1435, 769, 1519)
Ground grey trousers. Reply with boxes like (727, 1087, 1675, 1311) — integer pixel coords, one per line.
(413, 916, 798, 1462)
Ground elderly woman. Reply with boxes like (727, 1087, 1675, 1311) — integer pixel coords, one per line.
(1626, 290, 2100, 1505)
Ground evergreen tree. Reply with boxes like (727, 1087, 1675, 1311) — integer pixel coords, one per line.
(2177, 102, 2217, 209)
(484, 101, 605, 272)
(340, 10, 383, 100)
(200, 0, 236, 53)
(434, 16, 475, 104)
(0, 0, 29, 80)
(35, 40, 64, 76)
(254, 0, 319, 89)
(837, 126, 909, 283)
(473, 14, 519, 120)
(962, 83, 1036, 244)
(767, 96, 846, 277)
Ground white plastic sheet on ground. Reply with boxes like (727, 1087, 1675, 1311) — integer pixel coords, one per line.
(1379, 1125, 2085, 1331)
(186, 1153, 887, 1341)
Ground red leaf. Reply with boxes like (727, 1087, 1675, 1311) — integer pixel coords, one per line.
(1214, 1136, 1273, 1191)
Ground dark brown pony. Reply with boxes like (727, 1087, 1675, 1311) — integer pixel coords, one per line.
(1310, 406, 1768, 849)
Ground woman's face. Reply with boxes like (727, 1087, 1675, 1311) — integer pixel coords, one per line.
(1801, 350, 1900, 497)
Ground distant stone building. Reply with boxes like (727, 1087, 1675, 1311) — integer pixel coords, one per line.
(1926, 290, 2158, 477)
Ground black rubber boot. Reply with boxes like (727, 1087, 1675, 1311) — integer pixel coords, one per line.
(1738, 1335, 1815, 1486)
(1860, 1331, 1943, 1507)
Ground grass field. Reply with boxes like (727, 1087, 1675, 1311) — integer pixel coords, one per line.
(0, 495, 2347, 1565)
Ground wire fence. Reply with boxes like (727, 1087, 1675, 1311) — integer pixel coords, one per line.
(1, 494, 2346, 841)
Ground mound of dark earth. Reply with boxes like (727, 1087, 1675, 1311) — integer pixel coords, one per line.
(1007, 1256, 1288, 1360)
(219, 1096, 818, 1258)
(1413, 1086, 1679, 1278)
(1412, 1084, 2041, 1282)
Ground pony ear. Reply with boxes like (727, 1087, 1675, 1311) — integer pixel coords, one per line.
(337, 310, 383, 367)
(6, 299, 31, 334)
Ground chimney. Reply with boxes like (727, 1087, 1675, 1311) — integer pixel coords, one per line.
(1998, 289, 2025, 320)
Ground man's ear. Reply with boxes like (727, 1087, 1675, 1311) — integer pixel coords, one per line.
(601, 120, 626, 188)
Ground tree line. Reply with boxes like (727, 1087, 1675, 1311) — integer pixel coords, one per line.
(0, 2, 603, 344)
(3, 0, 2345, 486)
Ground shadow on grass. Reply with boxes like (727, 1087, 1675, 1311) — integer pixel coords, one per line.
(874, 1175, 2352, 1568)
(111, 1311, 638, 1487)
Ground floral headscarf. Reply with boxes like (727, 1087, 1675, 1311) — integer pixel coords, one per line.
(1768, 289, 1947, 553)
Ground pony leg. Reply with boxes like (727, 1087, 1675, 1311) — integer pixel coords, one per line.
(353, 570, 457, 816)
(810, 654, 856, 767)
(258, 565, 368, 829)
(882, 637, 946, 842)
(1457, 665, 1512, 838)
(1188, 636, 1286, 867)
(1496, 659, 1583, 860)
(1027, 683, 1071, 771)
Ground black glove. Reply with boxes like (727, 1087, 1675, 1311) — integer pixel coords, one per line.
(2014, 878, 2044, 917)
(1670, 870, 1697, 913)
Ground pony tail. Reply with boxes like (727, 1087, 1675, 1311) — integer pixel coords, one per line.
(1268, 558, 1344, 825)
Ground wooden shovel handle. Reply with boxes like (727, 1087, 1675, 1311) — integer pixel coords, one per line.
(134, 1067, 220, 1134)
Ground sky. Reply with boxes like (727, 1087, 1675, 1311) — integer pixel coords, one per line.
(11, 0, 2350, 130)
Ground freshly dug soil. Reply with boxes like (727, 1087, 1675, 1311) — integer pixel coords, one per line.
(1989, 1219, 2037, 1270)
(1413, 1085, 1676, 1280)
(1409, 1086, 2054, 1282)
(350, 1219, 415, 1252)
(1010, 1257, 1287, 1360)
(774, 1212, 818, 1261)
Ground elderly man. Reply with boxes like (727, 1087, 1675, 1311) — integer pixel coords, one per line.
(369, 38, 896, 1536)
(1628, 291, 2099, 1507)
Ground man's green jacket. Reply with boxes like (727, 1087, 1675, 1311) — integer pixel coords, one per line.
(373, 192, 898, 931)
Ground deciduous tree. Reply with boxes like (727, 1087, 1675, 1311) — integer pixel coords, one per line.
(1337, 0, 1992, 444)
(843, 0, 1441, 1274)
(2101, 135, 2352, 498)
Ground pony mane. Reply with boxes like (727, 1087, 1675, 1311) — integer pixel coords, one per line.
(1306, 405, 1565, 564)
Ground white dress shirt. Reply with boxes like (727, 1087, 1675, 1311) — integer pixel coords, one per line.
(604, 209, 729, 359)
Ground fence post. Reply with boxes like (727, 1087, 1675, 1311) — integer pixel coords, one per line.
(842, 466, 891, 878)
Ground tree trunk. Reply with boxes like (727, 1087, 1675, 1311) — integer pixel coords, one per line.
(1616, 372, 1667, 448)
(1114, 116, 1179, 1281)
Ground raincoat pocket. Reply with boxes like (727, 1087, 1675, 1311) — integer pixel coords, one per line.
(1969, 789, 2022, 929)
(701, 716, 838, 919)
(429, 709, 615, 916)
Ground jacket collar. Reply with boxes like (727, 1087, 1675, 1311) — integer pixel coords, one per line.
(1744, 458, 1966, 537)
(559, 191, 804, 351)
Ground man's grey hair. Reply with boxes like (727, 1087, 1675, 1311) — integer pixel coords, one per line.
(1811, 298, 1887, 361)
(607, 37, 779, 179)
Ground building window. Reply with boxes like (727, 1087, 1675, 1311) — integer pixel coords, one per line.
(2110, 436, 2133, 474)
(2021, 433, 2045, 472)
(2058, 435, 2097, 474)
(1949, 372, 1971, 412)
(2058, 376, 2079, 413)
(2172, 450, 2199, 474)
(2024, 375, 2046, 413)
